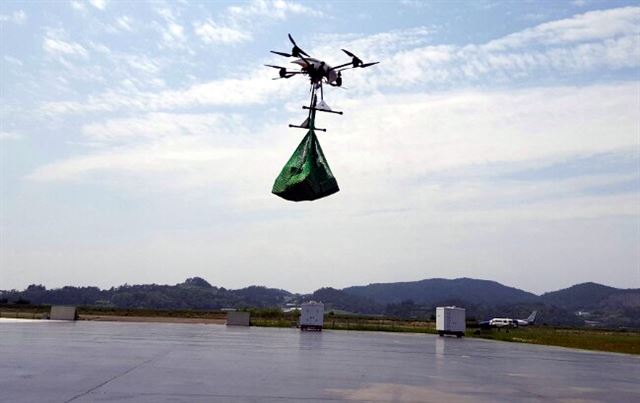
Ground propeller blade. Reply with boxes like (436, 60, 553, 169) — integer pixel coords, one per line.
(270, 50, 291, 57)
(342, 49, 357, 58)
(264, 64, 286, 69)
(288, 33, 297, 46)
(288, 34, 310, 57)
(360, 61, 380, 68)
(342, 49, 363, 67)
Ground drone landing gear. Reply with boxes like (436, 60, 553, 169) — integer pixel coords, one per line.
(288, 83, 340, 132)
(303, 105, 343, 115)
(289, 115, 326, 131)
(289, 124, 326, 132)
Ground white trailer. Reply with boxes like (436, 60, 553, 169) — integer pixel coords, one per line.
(300, 301, 324, 331)
(50, 306, 77, 321)
(226, 311, 250, 326)
(436, 306, 465, 337)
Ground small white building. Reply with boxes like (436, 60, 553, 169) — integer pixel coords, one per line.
(300, 301, 324, 331)
(436, 306, 465, 337)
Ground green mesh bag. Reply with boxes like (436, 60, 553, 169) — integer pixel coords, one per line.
(272, 128, 339, 201)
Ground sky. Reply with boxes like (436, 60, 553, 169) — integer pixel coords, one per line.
(1, 0, 638, 294)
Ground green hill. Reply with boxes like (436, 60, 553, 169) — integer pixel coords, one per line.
(2, 276, 637, 328)
(343, 277, 538, 306)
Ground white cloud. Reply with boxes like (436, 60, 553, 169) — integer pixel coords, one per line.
(70, 1, 85, 11)
(228, 0, 324, 19)
(123, 55, 160, 74)
(43, 36, 88, 58)
(192, 0, 323, 46)
(484, 6, 640, 50)
(330, 7, 640, 90)
(0, 131, 23, 141)
(81, 112, 246, 142)
(27, 139, 240, 186)
(26, 111, 259, 191)
(114, 16, 133, 32)
(0, 9, 27, 24)
(194, 20, 251, 44)
(87, 41, 111, 55)
(41, 68, 291, 115)
(41, 6, 639, 116)
(400, 0, 427, 9)
(3, 55, 23, 66)
(153, 7, 190, 50)
(23, 81, 638, 294)
(6, 2, 639, 295)
(30, 83, 639, 220)
(89, 0, 107, 11)
(166, 22, 185, 41)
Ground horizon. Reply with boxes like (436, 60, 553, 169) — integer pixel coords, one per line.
(3, 275, 635, 297)
(1, 1, 639, 295)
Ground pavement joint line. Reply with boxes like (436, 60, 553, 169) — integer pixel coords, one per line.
(100, 392, 363, 401)
(63, 349, 172, 403)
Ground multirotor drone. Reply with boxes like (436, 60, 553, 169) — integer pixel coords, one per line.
(268, 34, 378, 202)
(266, 34, 379, 131)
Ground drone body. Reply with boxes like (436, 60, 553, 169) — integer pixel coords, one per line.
(290, 58, 340, 86)
(268, 34, 379, 202)
(266, 34, 379, 89)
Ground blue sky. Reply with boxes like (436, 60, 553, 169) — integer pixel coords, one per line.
(1, 0, 638, 293)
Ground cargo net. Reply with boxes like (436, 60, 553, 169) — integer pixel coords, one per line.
(271, 126, 339, 202)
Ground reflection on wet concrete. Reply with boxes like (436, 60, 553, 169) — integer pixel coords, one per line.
(0, 320, 638, 402)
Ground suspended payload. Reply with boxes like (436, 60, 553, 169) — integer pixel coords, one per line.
(272, 116, 339, 201)
(266, 34, 379, 202)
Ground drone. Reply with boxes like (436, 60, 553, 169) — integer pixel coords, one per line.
(265, 34, 379, 131)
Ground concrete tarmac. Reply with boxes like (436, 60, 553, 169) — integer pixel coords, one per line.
(1, 320, 638, 402)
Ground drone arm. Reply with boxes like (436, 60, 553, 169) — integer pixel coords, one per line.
(337, 66, 355, 73)
(337, 61, 379, 72)
(271, 71, 307, 80)
(328, 62, 353, 71)
(295, 53, 315, 67)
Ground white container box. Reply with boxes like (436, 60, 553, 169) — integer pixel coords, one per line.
(50, 306, 77, 321)
(436, 306, 465, 337)
(226, 311, 250, 326)
(300, 301, 324, 331)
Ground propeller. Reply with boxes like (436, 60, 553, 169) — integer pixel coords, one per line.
(271, 34, 310, 58)
(288, 34, 310, 57)
(265, 64, 288, 78)
(342, 49, 362, 67)
(341, 49, 378, 69)
(360, 61, 380, 68)
(265, 65, 304, 79)
(270, 50, 292, 57)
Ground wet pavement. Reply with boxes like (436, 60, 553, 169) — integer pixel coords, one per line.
(1, 320, 638, 402)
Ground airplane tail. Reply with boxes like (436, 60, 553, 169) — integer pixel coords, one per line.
(527, 311, 537, 324)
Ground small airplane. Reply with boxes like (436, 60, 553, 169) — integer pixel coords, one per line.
(515, 311, 537, 327)
(479, 311, 537, 329)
